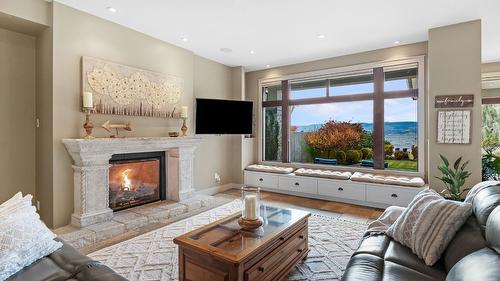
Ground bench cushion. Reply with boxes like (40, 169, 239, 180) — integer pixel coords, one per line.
(294, 168, 352, 180)
(245, 164, 294, 174)
(350, 172, 425, 187)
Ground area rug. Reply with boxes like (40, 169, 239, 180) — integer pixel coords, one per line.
(88, 200, 368, 281)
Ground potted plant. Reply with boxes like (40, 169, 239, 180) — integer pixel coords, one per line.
(435, 154, 472, 201)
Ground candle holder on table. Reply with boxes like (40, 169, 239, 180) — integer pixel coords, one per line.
(238, 186, 263, 230)
(181, 117, 188, 137)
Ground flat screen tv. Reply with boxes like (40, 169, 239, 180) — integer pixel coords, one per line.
(195, 98, 253, 134)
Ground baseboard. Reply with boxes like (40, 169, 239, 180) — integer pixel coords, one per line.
(196, 183, 243, 196)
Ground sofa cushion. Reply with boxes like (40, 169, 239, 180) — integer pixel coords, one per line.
(7, 238, 127, 281)
(341, 234, 446, 281)
(294, 168, 352, 180)
(471, 183, 500, 234)
(386, 189, 472, 266)
(350, 172, 425, 187)
(245, 164, 294, 174)
(442, 216, 486, 272)
(0, 193, 63, 281)
(486, 205, 500, 254)
(445, 248, 500, 281)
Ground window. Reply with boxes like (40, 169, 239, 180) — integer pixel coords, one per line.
(481, 73, 500, 180)
(261, 60, 423, 173)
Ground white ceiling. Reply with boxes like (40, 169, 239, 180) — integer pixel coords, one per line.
(54, 0, 500, 71)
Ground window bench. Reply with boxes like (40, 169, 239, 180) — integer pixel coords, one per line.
(244, 170, 426, 209)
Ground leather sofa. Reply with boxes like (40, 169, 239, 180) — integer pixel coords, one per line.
(342, 183, 500, 281)
(7, 238, 126, 281)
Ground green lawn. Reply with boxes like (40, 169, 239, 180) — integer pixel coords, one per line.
(387, 160, 418, 171)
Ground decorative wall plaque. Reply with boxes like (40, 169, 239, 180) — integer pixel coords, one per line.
(435, 95, 474, 108)
(437, 110, 471, 144)
(82, 56, 184, 118)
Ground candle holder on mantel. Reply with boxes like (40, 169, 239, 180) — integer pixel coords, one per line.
(83, 107, 94, 139)
(181, 117, 188, 137)
(238, 186, 263, 230)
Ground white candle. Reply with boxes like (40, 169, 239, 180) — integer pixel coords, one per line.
(83, 92, 93, 108)
(244, 195, 258, 220)
(180, 106, 188, 118)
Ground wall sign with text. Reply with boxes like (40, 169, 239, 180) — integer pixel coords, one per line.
(435, 95, 474, 108)
(437, 110, 471, 144)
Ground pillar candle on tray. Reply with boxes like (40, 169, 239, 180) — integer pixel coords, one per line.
(244, 194, 258, 220)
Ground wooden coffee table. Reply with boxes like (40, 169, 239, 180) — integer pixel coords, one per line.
(173, 205, 311, 281)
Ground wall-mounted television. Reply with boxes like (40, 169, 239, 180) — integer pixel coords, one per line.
(195, 98, 253, 135)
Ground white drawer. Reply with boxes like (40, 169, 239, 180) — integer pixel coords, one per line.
(278, 176, 317, 194)
(244, 171, 279, 189)
(317, 180, 366, 201)
(366, 184, 420, 207)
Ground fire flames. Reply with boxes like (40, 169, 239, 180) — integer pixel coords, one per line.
(121, 169, 132, 191)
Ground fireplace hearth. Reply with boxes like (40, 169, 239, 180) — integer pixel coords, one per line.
(109, 152, 166, 211)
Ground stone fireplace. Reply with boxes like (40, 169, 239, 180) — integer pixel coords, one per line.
(63, 137, 202, 228)
(108, 152, 166, 211)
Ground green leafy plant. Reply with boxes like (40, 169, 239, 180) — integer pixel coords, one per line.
(482, 151, 500, 181)
(361, 148, 373, 159)
(435, 155, 472, 201)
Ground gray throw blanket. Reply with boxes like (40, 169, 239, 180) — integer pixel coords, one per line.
(366, 205, 406, 234)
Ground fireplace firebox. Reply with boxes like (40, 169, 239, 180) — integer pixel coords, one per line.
(109, 152, 166, 211)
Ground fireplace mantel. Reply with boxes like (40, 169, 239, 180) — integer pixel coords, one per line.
(63, 137, 202, 227)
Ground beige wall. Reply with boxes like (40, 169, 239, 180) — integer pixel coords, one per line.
(48, 3, 238, 228)
(193, 55, 239, 189)
(427, 20, 482, 190)
(245, 42, 428, 174)
(0, 27, 36, 203)
(0, 0, 50, 27)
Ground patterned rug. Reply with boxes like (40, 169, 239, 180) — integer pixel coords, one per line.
(89, 200, 368, 281)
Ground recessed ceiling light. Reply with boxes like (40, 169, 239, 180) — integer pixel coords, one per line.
(266, 64, 271, 68)
(394, 40, 400, 44)
(181, 37, 189, 42)
(317, 34, 326, 39)
(250, 50, 255, 54)
(106, 6, 117, 13)
(220, 47, 232, 53)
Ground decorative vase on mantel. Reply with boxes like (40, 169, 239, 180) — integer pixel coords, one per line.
(238, 186, 263, 230)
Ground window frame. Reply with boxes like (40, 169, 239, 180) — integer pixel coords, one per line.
(258, 56, 426, 176)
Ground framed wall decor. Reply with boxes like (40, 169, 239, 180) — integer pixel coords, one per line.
(82, 56, 184, 118)
(436, 109, 471, 144)
(435, 95, 474, 108)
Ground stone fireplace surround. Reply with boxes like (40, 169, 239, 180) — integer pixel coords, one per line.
(63, 137, 202, 228)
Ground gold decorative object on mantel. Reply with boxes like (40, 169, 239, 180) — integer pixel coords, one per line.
(101, 120, 132, 138)
(82, 56, 184, 118)
(82, 91, 95, 139)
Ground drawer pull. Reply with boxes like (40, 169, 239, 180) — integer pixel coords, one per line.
(297, 249, 303, 253)
(391, 193, 398, 198)
(259, 178, 263, 182)
(299, 235, 304, 239)
(258, 266, 265, 272)
(279, 237, 285, 241)
(294, 182, 300, 186)
(338, 187, 344, 191)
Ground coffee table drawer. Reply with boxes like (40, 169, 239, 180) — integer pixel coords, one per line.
(245, 226, 307, 281)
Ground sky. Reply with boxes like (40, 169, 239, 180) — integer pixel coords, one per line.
(290, 80, 418, 126)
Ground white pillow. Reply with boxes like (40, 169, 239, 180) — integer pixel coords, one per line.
(0, 193, 63, 281)
(386, 189, 472, 266)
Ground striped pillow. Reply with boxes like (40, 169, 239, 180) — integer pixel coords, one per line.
(386, 189, 472, 266)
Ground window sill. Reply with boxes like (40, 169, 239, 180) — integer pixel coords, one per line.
(260, 161, 425, 179)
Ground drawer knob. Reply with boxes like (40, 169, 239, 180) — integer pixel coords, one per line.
(297, 249, 303, 253)
(279, 237, 285, 241)
(391, 193, 398, 198)
(338, 187, 344, 191)
(299, 235, 304, 239)
(258, 266, 265, 272)
(294, 182, 300, 186)
(259, 178, 263, 182)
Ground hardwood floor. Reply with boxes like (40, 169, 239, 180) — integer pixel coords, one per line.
(221, 189, 383, 220)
